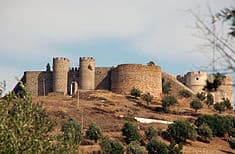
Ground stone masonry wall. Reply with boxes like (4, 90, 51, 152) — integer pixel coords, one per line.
(24, 71, 53, 96)
(111, 64, 162, 98)
(95, 67, 112, 90)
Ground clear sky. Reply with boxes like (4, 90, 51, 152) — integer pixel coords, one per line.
(0, 0, 234, 95)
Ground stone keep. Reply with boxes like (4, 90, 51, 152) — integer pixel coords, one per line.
(111, 64, 162, 98)
(79, 57, 95, 90)
(53, 57, 70, 95)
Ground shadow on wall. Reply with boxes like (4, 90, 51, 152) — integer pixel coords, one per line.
(38, 72, 53, 96)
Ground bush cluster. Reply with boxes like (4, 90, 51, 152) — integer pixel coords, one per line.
(121, 122, 141, 144)
(179, 89, 192, 98)
(162, 95, 177, 113)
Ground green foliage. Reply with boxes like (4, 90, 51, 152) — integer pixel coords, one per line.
(131, 87, 141, 98)
(147, 61, 155, 66)
(204, 73, 225, 92)
(229, 128, 235, 137)
(0, 82, 80, 153)
(196, 123, 213, 143)
(145, 127, 157, 140)
(205, 92, 214, 108)
(146, 139, 168, 154)
(141, 92, 153, 106)
(228, 137, 235, 149)
(222, 98, 232, 110)
(61, 118, 83, 150)
(100, 137, 124, 154)
(167, 140, 183, 154)
(85, 123, 103, 142)
(126, 141, 147, 154)
(195, 115, 235, 137)
(196, 92, 206, 101)
(162, 95, 177, 113)
(179, 89, 192, 98)
(46, 63, 51, 72)
(167, 120, 197, 143)
(162, 78, 172, 94)
(121, 122, 141, 144)
(190, 99, 203, 112)
(213, 102, 226, 113)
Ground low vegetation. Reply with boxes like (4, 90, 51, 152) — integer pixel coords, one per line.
(126, 141, 147, 154)
(162, 78, 172, 94)
(141, 92, 153, 106)
(130, 87, 141, 99)
(121, 122, 141, 144)
(85, 123, 103, 143)
(162, 95, 177, 113)
(100, 137, 124, 154)
(190, 99, 203, 113)
(179, 89, 192, 98)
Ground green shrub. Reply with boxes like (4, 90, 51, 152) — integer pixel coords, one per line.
(168, 140, 183, 154)
(85, 123, 103, 142)
(141, 93, 153, 106)
(146, 139, 168, 154)
(222, 98, 232, 110)
(196, 123, 213, 143)
(100, 137, 124, 154)
(162, 78, 172, 94)
(131, 87, 141, 98)
(167, 120, 197, 143)
(196, 92, 206, 101)
(61, 118, 83, 145)
(162, 95, 177, 113)
(145, 127, 157, 140)
(205, 92, 214, 108)
(121, 122, 141, 144)
(213, 102, 226, 113)
(229, 128, 235, 137)
(228, 137, 235, 149)
(179, 89, 192, 98)
(195, 115, 235, 137)
(127, 141, 147, 154)
(190, 99, 203, 112)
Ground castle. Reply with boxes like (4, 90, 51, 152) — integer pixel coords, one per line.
(15, 57, 233, 107)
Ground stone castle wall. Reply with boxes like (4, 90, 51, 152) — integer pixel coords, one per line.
(53, 57, 70, 95)
(184, 71, 208, 93)
(79, 57, 95, 90)
(213, 76, 233, 104)
(111, 64, 162, 98)
(95, 67, 112, 90)
(24, 71, 53, 96)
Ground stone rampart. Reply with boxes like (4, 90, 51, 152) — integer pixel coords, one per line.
(111, 64, 162, 98)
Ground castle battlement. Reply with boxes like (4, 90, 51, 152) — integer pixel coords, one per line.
(53, 57, 70, 62)
(69, 67, 79, 71)
(79, 57, 95, 61)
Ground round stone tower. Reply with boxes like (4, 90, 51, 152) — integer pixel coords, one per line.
(184, 71, 208, 93)
(79, 57, 95, 90)
(111, 64, 162, 98)
(53, 57, 70, 95)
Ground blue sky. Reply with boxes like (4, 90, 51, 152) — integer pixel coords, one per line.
(0, 0, 234, 95)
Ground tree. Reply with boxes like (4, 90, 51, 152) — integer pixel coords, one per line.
(85, 123, 103, 143)
(141, 93, 153, 106)
(0, 82, 79, 153)
(162, 95, 177, 113)
(213, 102, 226, 113)
(205, 92, 214, 108)
(130, 87, 141, 99)
(222, 98, 232, 110)
(190, 99, 203, 113)
(127, 141, 147, 154)
(121, 122, 141, 144)
(191, 10, 235, 73)
(179, 89, 192, 98)
(147, 61, 155, 66)
(167, 120, 197, 143)
(162, 78, 172, 94)
(100, 137, 124, 154)
(196, 92, 206, 101)
(61, 118, 83, 146)
(196, 123, 213, 143)
(46, 63, 51, 72)
(145, 126, 157, 140)
(146, 139, 168, 154)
